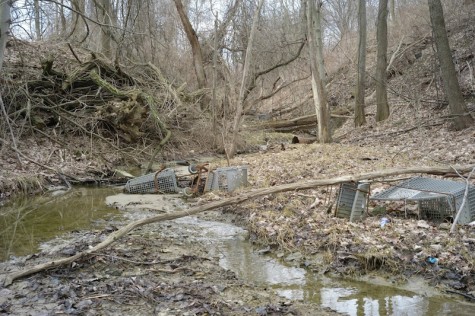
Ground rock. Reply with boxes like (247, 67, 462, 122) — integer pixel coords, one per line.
(257, 246, 271, 254)
(114, 169, 135, 178)
(285, 252, 303, 262)
(417, 220, 430, 229)
(75, 299, 93, 310)
(439, 223, 451, 230)
(61, 247, 77, 256)
(51, 190, 68, 197)
(430, 244, 443, 251)
(0, 288, 12, 300)
(413, 245, 423, 252)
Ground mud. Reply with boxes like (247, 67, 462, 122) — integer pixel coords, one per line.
(0, 193, 335, 316)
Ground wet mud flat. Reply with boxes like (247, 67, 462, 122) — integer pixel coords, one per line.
(0, 194, 335, 316)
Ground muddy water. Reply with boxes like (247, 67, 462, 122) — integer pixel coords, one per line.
(174, 216, 474, 316)
(0, 186, 121, 261)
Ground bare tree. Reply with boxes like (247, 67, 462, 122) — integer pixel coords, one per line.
(0, 0, 11, 68)
(428, 0, 473, 130)
(0, 0, 22, 166)
(34, 0, 41, 40)
(307, 0, 331, 143)
(325, 0, 357, 44)
(354, 0, 366, 127)
(173, 0, 207, 95)
(375, 0, 389, 122)
(389, 0, 396, 23)
(70, 0, 88, 43)
(58, 0, 67, 37)
(228, 0, 265, 157)
(97, 0, 114, 59)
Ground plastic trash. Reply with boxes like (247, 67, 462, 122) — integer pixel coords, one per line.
(426, 256, 439, 265)
(380, 217, 390, 228)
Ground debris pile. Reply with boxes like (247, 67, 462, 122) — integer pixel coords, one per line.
(124, 164, 248, 196)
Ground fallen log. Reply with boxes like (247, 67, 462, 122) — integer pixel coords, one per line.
(3, 164, 475, 286)
(254, 113, 351, 132)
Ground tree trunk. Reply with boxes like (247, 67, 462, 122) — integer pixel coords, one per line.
(228, 0, 265, 157)
(211, 13, 219, 147)
(306, 0, 331, 143)
(389, 0, 396, 23)
(375, 0, 389, 122)
(428, 0, 474, 130)
(57, 0, 67, 37)
(34, 0, 41, 40)
(173, 0, 207, 93)
(0, 0, 11, 70)
(71, 0, 88, 43)
(100, 0, 113, 59)
(354, 0, 367, 127)
(0, 1, 21, 168)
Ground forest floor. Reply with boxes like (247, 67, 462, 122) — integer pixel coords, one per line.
(1, 100, 475, 315)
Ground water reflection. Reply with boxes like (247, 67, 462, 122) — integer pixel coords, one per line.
(0, 187, 121, 261)
(175, 216, 475, 316)
(219, 238, 306, 286)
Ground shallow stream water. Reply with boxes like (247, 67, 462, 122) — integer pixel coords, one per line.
(174, 216, 474, 316)
(0, 186, 121, 261)
(1, 188, 474, 315)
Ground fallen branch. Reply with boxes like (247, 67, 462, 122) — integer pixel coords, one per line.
(3, 164, 475, 286)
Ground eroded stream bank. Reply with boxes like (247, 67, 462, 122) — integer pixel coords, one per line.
(0, 188, 474, 315)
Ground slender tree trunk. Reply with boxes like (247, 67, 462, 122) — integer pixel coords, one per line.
(389, 0, 396, 23)
(428, 0, 473, 130)
(59, 0, 67, 37)
(0, 0, 11, 68)
(100, 0, 113, 59)
(173, 0, 207, 94)
(71, 0, 87, 43)
(375, 0, 389, 122)
(212, 13, 219, 146)
(307, 0, 331, 143)
(314, 3, 325, 85)
(228, 0, 265, 157)
(0, 1, 22, 168)
(34, 0, 41, 40)
(354, 0, 367, 127)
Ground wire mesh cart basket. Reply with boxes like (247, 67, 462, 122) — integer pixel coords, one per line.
(124, 168, 178, 194)
(204, 166, 248, 192)
(335, 181, 370, 221)
(370, 177, 475, 224)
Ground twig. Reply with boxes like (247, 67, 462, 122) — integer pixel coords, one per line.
(53, 108, 122, 152)
(147, 267, 186, 274)
(305, 196, 322, 212)
(0, 93, 23, 168)
(68, 43, 82, 64)
(91, 252, 161, 265)
(31, 127, 68, 147)
(0, 137, 78, 181)
(445, 290, 475, 301)
(386, 36, 405, 72)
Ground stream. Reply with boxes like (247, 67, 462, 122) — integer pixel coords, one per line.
(1, 187, 473, 315)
